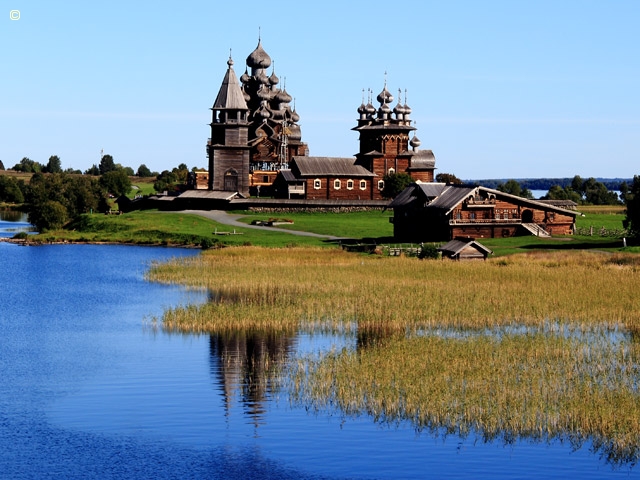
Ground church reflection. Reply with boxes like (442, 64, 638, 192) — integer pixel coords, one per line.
(209, 330, 297, 428)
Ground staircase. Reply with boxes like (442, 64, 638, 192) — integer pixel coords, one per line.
(521, 223, 551, 238)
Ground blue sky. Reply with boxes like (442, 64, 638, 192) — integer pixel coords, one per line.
(2, 0, 639, 179)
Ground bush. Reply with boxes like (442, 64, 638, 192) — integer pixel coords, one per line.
(418, 243, 441, 259)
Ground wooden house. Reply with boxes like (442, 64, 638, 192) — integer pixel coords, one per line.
(438, 238, 493, 261)
(388, 182, 579, 242)
(273, 157, 376, 200)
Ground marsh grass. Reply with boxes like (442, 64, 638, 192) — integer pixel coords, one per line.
(148, 247, 640, 464)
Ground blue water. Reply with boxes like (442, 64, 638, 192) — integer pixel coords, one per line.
(0, 240, 637, 479)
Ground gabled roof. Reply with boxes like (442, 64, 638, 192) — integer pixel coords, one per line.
(387, 183, 580, 217)
(279, 169, 300, 182)
(291, 157, 375, 177)
(387, 182, 465, 209)
(438, 238, 493, 257)
(213, 58, 248, 110)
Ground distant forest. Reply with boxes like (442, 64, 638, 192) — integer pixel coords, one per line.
(464, 178, 632, 191)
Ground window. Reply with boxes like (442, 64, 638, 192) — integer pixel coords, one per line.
(313, 179, 321, 189)
(334, 179, 341, 189)
(347, 180, 354, 190)
(469, 212, 476, 220)
(377, 180, 385, 190)
(359, 180, 367, 190)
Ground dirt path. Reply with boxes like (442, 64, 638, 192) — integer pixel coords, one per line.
(180, 210, 343, 240)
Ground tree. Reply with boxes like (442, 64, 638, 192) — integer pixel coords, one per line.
(0, 160, 5, 170)
(28, 200, 68, 231)
(543, 185, 581, 203)
(12, 157, 43, 173)
(496, 179, 534, 199)
(100, 169, 132, 197)
(435, 173, 462, 184)
(0, 175, 25, 203)
(137, 164, 152, 177)
(623, 175, 640, 240)
(99, 154, 116, 175)
(153, 170, 179, 192)
(380, 173, 413, 199)
(172, 163, 190, 183)
(85, 164, 100, 176)
(44, 155, 62, 174)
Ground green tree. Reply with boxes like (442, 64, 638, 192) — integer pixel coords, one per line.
(583, 178, 621, 205)
(99, 154, 116, 175)
(0, 160, 5, 170)
(28, 200, 68, 231)
(153, 170, 179, 192)
(44, 155, 62, 174)
(496, 179, 534, 199)
(172, 163, 190, 183)
(623, 175, 640, 240)
(381, 172, 413, 199)
(543, 185, 581, 203)
(137, 164, 152, 177)
(85, 164, 100, 176)
(0, 175, 25, 203)
(12, 157, 43, 173)
(435, 173, 462, 184)
(100, 169, 132, 197)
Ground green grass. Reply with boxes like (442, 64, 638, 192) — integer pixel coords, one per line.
(231, 209, 394, 239)
(128, 178, 157, 198)
(28, 210, 333, 248)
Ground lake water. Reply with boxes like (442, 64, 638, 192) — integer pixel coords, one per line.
(1, 233, 637, 478)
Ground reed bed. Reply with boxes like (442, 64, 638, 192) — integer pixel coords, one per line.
(148, 247, 640, 334)
(147, 247, 640, 463)
(289, 330, 640, 464)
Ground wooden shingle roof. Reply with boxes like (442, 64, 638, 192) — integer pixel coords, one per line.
(291, 157, 375, 177)
(213, 58, 248, 110)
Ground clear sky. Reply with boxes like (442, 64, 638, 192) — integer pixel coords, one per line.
(2, 0, 639, 180)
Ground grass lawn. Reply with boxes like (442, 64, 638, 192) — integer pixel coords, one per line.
(30, 210, 335, 248)
(230, 209, 394, 240)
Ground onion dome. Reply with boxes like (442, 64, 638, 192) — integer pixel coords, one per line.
(257, 71, 270, 85)
(256, 103, 271, 119)
(271, 108, 284, 120)
(357, 102, 367, 115)
(275, 88, 292, 104)
(246, 40, 272, 70)
(410, 134, 421, 149)
(365, 101, 376, 115)
(403, 103, 412, 116)
(257, 85, 271, 100)
(288, 124, 302, 141)
(393, 101, 406, 117)
(290, 108, 300, 123)
(269, 68, 279, 86)
(377, 86, 393, 105)
(240, 69, 250, 84)
(379, 102, 391, 114)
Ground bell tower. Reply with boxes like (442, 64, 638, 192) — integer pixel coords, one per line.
(207, 55, 251, 196)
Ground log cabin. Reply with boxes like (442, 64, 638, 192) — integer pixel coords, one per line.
(388, 182, 579, 242)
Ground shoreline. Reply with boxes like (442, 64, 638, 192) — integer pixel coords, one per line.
(0, 237, 203, 248)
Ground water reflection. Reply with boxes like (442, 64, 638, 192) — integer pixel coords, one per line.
(209, 330, 297, 426)
(0, 208, 35, 237)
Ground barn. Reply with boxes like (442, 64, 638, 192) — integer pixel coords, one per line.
(387, 182, 579, 242)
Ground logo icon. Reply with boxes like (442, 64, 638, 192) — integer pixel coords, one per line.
(10, 10, 20, 20)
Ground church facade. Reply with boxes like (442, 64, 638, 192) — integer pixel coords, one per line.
(204, 39, 308, 197)
(202, 39, 435, 200)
